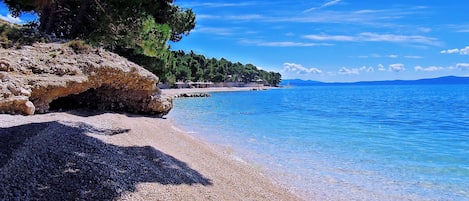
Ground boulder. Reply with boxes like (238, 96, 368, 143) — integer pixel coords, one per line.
(0, 42, 172, 116)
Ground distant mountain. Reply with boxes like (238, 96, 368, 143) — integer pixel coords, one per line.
(280, 79, 323, 86)
(348, 76, 469, 85)
(281, 76, 469, 86)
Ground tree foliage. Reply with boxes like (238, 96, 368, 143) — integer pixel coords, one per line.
(3, 0, 195, 57)
(156, 50, 282, 87)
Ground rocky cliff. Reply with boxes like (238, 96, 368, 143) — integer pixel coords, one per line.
(0, 42, 172, 116)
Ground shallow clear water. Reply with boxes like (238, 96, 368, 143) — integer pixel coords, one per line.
(167, 85, 469, 200)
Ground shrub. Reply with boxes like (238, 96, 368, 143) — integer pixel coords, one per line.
(67, 40, 91, 54)
(0, 21, 44, 48)
(0, 24, 19, 48)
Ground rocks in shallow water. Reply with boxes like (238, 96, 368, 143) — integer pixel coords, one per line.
(175, 93, 211, 98)
(0, 42, 172, 116)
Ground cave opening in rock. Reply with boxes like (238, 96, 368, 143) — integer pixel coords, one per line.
(49, 88, 100, 111)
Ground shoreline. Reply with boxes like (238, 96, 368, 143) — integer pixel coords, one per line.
(0, 111, 300, 200)
(161, 86, 274, 97)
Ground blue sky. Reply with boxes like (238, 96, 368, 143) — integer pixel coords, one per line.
(2, 1, 469, 82)
(0, 3, 36, 24)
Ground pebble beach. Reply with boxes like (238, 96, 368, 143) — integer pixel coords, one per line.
(0, 87, 298, 200)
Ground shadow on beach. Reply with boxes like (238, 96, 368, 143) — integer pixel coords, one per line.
(0, 121, 212, 200)
(48, 108, 163, 118)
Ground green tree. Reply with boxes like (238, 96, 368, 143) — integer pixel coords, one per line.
(4, 0, 196, 58)
(164, 50, 282, 87)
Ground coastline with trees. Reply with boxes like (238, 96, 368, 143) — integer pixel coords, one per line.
(157, 50, 281, 88)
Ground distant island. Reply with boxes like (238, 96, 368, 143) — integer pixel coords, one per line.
(282, 76, 469, 86)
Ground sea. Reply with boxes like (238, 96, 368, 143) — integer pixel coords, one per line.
(167, 85, 469, 200)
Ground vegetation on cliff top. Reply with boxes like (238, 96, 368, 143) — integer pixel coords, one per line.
(0, 19, 45, 48)
(2, 0, 281, 86)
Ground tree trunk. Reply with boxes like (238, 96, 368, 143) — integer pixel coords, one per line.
(45, 3, 57, 35)
(70, 0, 92, 38)
(38, 6, 50, 33)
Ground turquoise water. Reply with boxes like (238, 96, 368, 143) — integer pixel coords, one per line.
(167, 85, 469, 200)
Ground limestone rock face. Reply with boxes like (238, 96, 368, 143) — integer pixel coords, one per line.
(0, 43, 172, 116)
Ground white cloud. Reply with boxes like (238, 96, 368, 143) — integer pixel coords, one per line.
(441, 48, 460, 54)
(197, 14, 218, 20)
(197, 14, 263, 21)
(303, 34, 354, 41)
(184, 2, 256, 8)
(304, 0, 341, 12)
(338, 67, 360, 75)
(353, 9, 376, 14)
(195, 27, 234, 36)
(377, 64, 386, 71)
(419, 27, 432, 33)
(0, 14, 23, 24)
(240, 39, 333, 47)
(357, 54, 410, 59)
(447, 49, 459, 54)
(227, 14, 263, 20)
(244, 30, 258, 35)
(283, 63, 323, 74)
(337, 66, 374, 75)
(356, 54, 385, 58)
(457, 63, 469, 70)
(389, 63, 405, 72)
(359, 32, 440, 46)
(404, 55, 423, 59)
(303, 32, 440, 46)
(198, 5, 432, 34)
(323, 0, 341, 7)
(361, 66, 375, 72)
(440, 46, 469, 55)
(461, 47, 469, 55)
(257, 41, 322, 47)
(448, 24, 469, 33)
(414, 66, 444, 72)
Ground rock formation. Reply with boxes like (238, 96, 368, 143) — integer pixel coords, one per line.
(0, 42, 172, 116)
